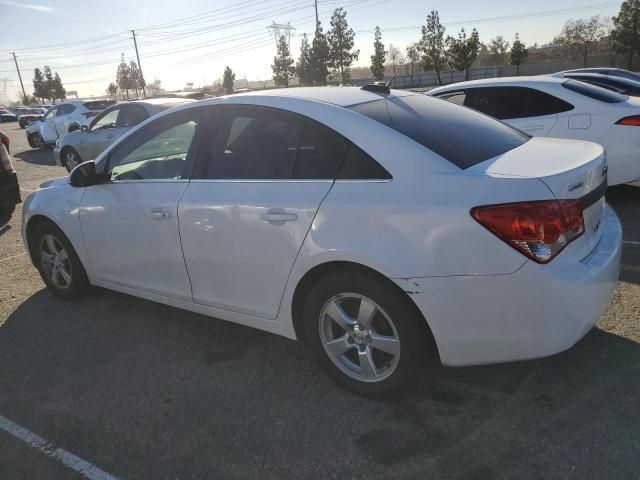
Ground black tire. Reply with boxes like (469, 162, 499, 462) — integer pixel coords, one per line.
(31, 221, 89, 299)
(28, 132, 44, 150)
(303, 270, 429, 399)
(61, 147, 82, 172)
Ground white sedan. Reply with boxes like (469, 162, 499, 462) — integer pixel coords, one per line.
(21, 87, 621, 397)
(428, 76, 640, 185)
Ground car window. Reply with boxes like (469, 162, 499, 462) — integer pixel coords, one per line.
(561, 79, 627, 103)
(116, 105, 148, 127)
(107, 109, 206, 181)
(338, 143, 391, 180)
(464, 87, 573, 119)
(292, 120, 348, 179)
(43, 107, 57, 120)
(57, 104, 74, 115)
(349, 95, 529, 170)
(436, 91, 466, 105)
(91, 108, 120, 131)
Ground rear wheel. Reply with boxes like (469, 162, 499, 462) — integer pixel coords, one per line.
(62, 147, 81, 172)
(32, 222, 89, 299)
(303, 270, 429, 398)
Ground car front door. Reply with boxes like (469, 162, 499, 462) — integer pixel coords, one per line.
(76, 106, 122, 160)
(464, 86, 572, 136)
(178, 105, 348, 319)
(39, 107, 58, 143)
(79, 107, 208, 300)
(53, 104, 75, 137)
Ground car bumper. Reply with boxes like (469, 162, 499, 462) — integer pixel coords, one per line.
(53, 146, 63, 167)
(395, 205, 622, 367)
(0, 171, 22, 207)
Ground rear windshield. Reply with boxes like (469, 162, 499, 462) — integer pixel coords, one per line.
(562, 80, 627, 103)
(83, 100, 117, 111)
(348, 94, 529, 169)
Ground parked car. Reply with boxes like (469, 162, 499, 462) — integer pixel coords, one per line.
(25, 100, 116, 149)
(0, 110, 18, 122)
(429, 77, 640, 185)
(21, 87, 621, 397)
(556, 67, 640, 82)
(18, 108, 47, 128)
(54, 98, 193, 172)
(0, 130, 9, 153)
(0, 141, 20, 221)
(551, 72, 640, 96)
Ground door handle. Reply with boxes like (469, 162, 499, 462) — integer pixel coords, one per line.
(261, 208, 297, 223)
(149, 208, 171, 220)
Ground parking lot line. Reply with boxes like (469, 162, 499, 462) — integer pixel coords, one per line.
(623, 240, 640, 246)
(0, 252, 26, 263)
(0, 414, 120, 480)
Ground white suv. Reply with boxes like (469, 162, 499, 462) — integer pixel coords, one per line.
(26, 99, 116, 149)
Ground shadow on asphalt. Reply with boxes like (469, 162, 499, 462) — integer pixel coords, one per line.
(1, 288, 639, 479)
(14, 149, 56, 167)
(607, 183, 640, 286)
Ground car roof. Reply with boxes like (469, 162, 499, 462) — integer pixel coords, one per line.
(430, 76, 567, 92)
(234, 86, 417, 107)
(132, 97, 195, 107)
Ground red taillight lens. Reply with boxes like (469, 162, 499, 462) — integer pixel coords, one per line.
(84, 111, 99, 118)
(616, 115, 640, 126)
(471, 199, 585, 263)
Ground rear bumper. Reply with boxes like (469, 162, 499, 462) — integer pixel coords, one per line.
(0, 171, 21, 206)
(397, 205, 622, 367)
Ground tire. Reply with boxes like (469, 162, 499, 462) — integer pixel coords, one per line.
(303, 270, 429, 399)
(61, 147, 82, 172)
(32, 221, 89, 299)
(28, 132, 45, 150)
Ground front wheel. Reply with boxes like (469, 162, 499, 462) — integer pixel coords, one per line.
(62, 148, 81, 172)
(28, 132, 45, 150)
(32, 222, 89, 299)
(303, 270, 429, 398)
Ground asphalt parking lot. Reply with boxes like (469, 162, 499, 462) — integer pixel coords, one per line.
(1, 121, 640, 480)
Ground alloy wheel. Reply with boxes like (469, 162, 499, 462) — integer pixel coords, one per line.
(64, 151, 80, 171)
(39, 233, 72, 289)
(319, 293, 401, 382)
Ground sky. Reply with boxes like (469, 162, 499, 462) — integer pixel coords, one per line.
(0, 0, 624, 100)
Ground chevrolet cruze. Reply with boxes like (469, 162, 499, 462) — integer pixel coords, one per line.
(21, 87, 622, 397)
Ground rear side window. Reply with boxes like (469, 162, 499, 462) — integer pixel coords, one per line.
(292, 121, 348, 179)
(463, 87, 573, 119)
(116, 105, 149, 127)
(338, 144, 391, 179)
(349, 95, 529, 169)
(562, 80, 627, 103)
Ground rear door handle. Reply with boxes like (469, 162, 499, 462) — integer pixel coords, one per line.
(150, 208, 171, 220)
(261, 208, 297, 223)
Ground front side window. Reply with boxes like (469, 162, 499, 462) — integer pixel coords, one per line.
(106, 109, 206, 181)
(91, 108, 120, 131)
(43, 107, 57, 120)
(464, 87, 573, 119)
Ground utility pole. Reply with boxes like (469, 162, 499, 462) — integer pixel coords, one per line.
(314, 0, 319, 31)
(130, 30, 146, 97)
(11, 53, 26, 99)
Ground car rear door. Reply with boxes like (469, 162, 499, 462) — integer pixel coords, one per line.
(178, 105, 347, 319)
(465, 86, 571, 136)
(39, 107, 59, 143)
(80, 107, 208, 300)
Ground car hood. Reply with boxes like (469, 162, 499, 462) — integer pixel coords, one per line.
(39, 176, 69, 189)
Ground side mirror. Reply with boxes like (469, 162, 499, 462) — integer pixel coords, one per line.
(69, 160, 102, 187)
(81, 124, 90, 133)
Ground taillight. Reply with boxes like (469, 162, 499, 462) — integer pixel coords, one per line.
(471, 199, 585, 264)
(616, 115, 640, 126)
(84, 111, 99, 118)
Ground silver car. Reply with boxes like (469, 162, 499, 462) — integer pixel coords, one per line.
(54, 98, 193, 171)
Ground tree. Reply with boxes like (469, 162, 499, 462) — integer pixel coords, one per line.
(446, 28, 481, 80)
(272, 35, 296, 87)
(509, 33, 529, 75)
(419, 10, 448, 85)
(223, 66, 235, 94)
(52, 72, 66, 103)
(554, 16, 607, 67)
(106, 82, 118, 99)
(33, 68, 47, 103)
(129, 61, 141, 96)
(488, 35, 510, 65)
(146, 79, 163, 96)
(370, 26, 386, 81)
(327, 8, 359, 83)
(387, 44, 404, 76)
(116, 55, 131, 99)
(296, 33, 314, 86)
(404, 43, 420, 87)
(309, 22, 330, 85)
(611, 0, 640, 69)
(43, 66, 55, 103)
(20, 93, 37, 106)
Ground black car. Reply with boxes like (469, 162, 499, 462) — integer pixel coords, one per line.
(0, 110, 18, 122)
(18, 108, 46, 128)
(559, 72, 640, 96)
(0, 133, 20, 221)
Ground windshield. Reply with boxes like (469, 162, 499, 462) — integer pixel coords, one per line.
(349, 94, 529, 169)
